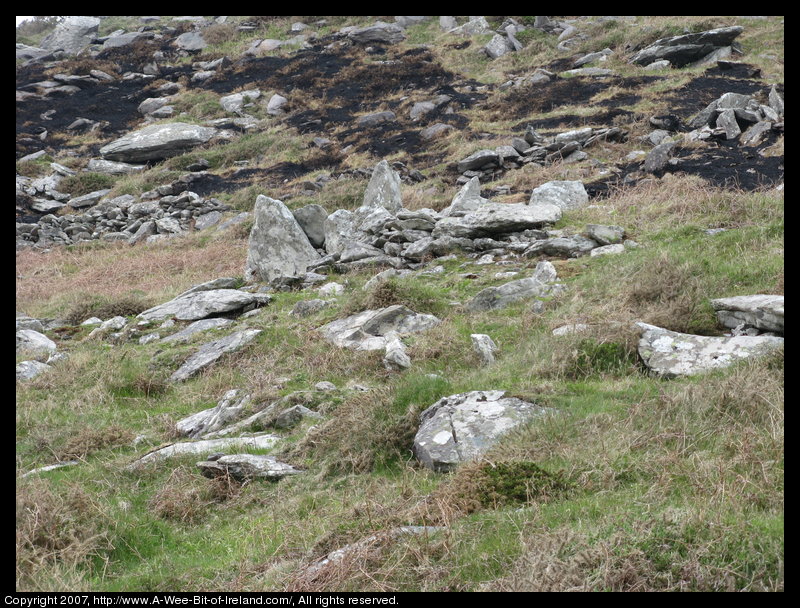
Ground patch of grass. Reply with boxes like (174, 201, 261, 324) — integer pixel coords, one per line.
(58, 173, 117, 197)
(63, 294, 152, 326)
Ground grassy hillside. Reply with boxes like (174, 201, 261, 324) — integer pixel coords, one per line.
(16, 16, 783, 592)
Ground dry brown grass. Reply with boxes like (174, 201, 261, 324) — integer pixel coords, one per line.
(148, 466, 243, 524)
(16, 232, 249, 318)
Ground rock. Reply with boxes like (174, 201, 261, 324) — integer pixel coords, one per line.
(643, 141, 676, 173)
(21, 460, 79, 477)
(471, 334, 498, 365)
(440, 176, 487, 218)
(449, 16, 492, 35)
(561, 68, 615, 77)
(457, 149, 500, 173)
(318, 305, 441, 351)
(433, 202, 561, 239)
(138, 289, 270, 322)
(383, 332, 412, 371)
(585, 224, 625, 245)
(525, 235, 599, 258)
(740, 121, 773, 147)
(347, 22, 406, 44)
(552, 324, 591, 336)
(129, 434, 280, 468)
(178, 277, 242, 296)
(86, 159, 146, 175)
(176, 389, 251, 438)
(292, 204, 328, 248)
(356, 111, 396, 128)
(40, 16, 100, 55)
(174, 31, 208, 51)
(710, 295, 784, 334)
(169, 328, 262, 382)
(529, 180, 588, 211)
(67, 189, 111, 209)
(636, 322, 784, 378)
(716, 108, 741, 140)
(413, 391, 551, 472)
(16, 329, 57, 358)
(198, 454, 302, 481)
(590, 244, 626, 256)
(629, 26, 744, 68)
(244, 195, 321, 283)
(86, 316, 127, 338)
(160, 318, 234, 343)
(273, 405, 322, 429)
(485, 34, 513, 59)
(99, 123, 217, 163)
(267, 93, 289, 115)
(362, 160, 404, 214)
(467, 261, 564, 311)
(16, 360, 52, 381)
(219, 89, 261, 113)
(420, 123, 455, 140)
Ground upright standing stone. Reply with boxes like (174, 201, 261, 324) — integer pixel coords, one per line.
(245, 195, 321, 283)
(362, 160, 404, 214)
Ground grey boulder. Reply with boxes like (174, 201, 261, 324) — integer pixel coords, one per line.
(176, 389, 251, 438)
(710, 295, 784, 334)
(244, 195, 321, 283)
(138, 289, 271, 322)
(100, 123, 217, 163)
(529, 180, 588, 211)
(413, 391, 551, 472)
(169, 329, 262, 382)
(433, 202, 561, 239)
(467, 261, 564, 311)
(40, 16, 100, 55)
(629, 26, 744, 67)
(636, 322, 784, 378)
(318, 305, 440, 351)
(197, 454, 302, 481)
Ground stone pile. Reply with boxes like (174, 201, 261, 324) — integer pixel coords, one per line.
(685, 88, 784, 145)
(17, 185, 230, 249)
(455, 124, 627, 184)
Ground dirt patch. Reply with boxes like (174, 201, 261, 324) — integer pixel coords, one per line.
(665, 75, 774, 120)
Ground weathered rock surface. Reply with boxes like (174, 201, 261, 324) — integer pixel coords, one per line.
(529, 181, 588, 211)
(245, 195, 321, 283)
(433, 203, 561, 239)
(636, 322, 784, 378)
(629, 26, 744, 67)
(413, 391, 551, 472)
(129, 433, 280, 467)
(169, 328, 262, 382)
(347, 22, 406, 44)
(197, 454, 301, 481)
(40, 16, 100, 55)
(467, 261, 564, 311)
(16, 360, 53, 381)
(710, 295, 784, 334)
(99, 123, 217, 162)
(138, 290, 271, 322)
(471, 334, 498, 366)
(175, 390, 251, 438)
(16, 329, 57, 358)
(318, 305, 440, 351)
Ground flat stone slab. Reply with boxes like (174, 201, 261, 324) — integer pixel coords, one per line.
(160, 318, 234, 344)
(467, 261, 563, 311)
(197, 454, 301, 481)
(129, 433, 280, 468)
(175, 389, 251, 438)
(99, 122, 217, 162)
(710, 295, 784, 334)
(169, 328, 262, 382)
(318, 305, 441, 351)
(413, 391, 551, 472)
(432, 202, 562, 239)
(138, 289, 271, 322)
(637, 322, 784, 378)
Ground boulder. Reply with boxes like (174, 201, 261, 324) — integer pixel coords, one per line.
(383, 332, 412, 371)
(40, 16, 100, 55)
(318, 305, 441, 351)
(629, 26, 744, 67)
(433, 202, 561, 239)
(176, 389, 251, 438)
(169, 329, 262, 382)
(273, 405, 323, 429)
(219, 89, 261, 113)
(244, 195, 321, 283)
(99, 123, 217, 163)
(174, 31, 208, 51)
(347, 22, 406, 44)
(585, 224, 625, 245)
(636, 322, 784, 378)
(292, 204, 329, 248)
(138, 289, 271, 322)
(467, 261, 564, 311)
(160, 318, 234, 343)
(643, 141, 676, 173)
(16, 360, 52, 381)
(529, 181, 588, 211)
(471, 334, 498, 365)
(362, 160, 404, 214)
(440, 176, 487, 218)
(457, 149, 500, 173)
(710, 295, 784, 334)
(413, 391, 551, 472)
(16, 329, 57, 358)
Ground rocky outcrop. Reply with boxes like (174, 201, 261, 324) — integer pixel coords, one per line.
(413, 391, 551, 472)
(467, 261, 564, 311)
(169, 328, 262, 382)
(318, 305, 440, 351)
(128, 433, 280, 468)
(175, 390, 251, 438)
(710, 295, 784, 334)
(40, 16, 100, 55)
(629, 26, 744, 67)
(138, 289, 271, 322)
(196, 454, 301, 481)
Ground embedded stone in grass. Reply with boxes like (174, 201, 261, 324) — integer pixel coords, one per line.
(197, 454, 302, 482)
(16, 329, 57, 358)
(318, 305, 441, 351)
(99, 122, 217, 163)
(710, 295, 784, 334)
(471, 334, 498, 366)
(137, 289, 271, 322)
(636, 322, 784, 378)
(413, 391, 552, 472)
(175, 390, 251, 439)
(467, 261, 564, 312)
(16, 360, 52, 381)
(128, 433, 281, 468)
(169, 328, 262, 382)
(528, 180, 588, 211)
